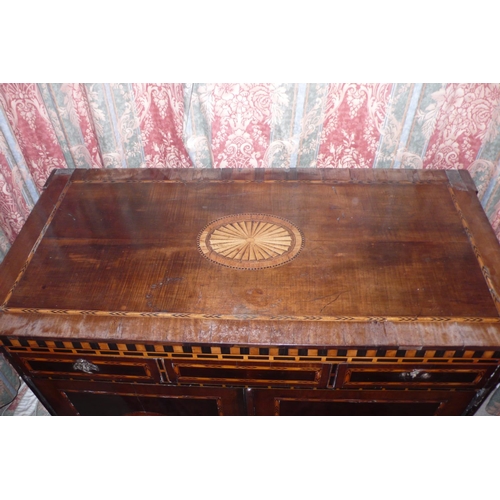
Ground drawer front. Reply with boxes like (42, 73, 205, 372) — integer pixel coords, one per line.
(166, 360, 332, 388)
(16, 354, 162, 383)
(334, 363, 494, 389)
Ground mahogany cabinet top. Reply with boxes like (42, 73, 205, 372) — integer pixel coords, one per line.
(1, 167, 500, 349)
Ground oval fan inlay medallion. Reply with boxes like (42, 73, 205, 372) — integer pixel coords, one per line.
(197, 214, 304, 270)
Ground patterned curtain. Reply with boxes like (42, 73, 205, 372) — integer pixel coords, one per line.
(1, 83, 500, 264)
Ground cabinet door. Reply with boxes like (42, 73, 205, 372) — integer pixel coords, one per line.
(249, 388, 475, 416)
(32, 379, 245, 416)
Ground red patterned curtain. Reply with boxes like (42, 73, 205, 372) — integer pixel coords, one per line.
(1, 83, 500, 263)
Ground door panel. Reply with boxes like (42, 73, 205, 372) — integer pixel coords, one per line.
(32, 379, 245, 416)
(250, 388, 474, 416)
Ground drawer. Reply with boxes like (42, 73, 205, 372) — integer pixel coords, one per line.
(166, 360, 332, 388)
(16, 354, 163, 383)
(334, 363, 495, 389)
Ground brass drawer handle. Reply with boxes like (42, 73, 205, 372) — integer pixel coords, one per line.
(399, 369, 431, 381)
(73, 359, 100, 374)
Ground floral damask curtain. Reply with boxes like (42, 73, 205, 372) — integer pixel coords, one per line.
(1, 83, 500, 263)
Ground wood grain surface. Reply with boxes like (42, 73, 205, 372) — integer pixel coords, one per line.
(1, 168, 500, 348)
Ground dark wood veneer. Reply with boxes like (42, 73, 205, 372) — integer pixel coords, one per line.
(1, 168, 500, 415)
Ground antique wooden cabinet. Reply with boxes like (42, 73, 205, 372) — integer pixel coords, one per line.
(1, 167, 500, 415)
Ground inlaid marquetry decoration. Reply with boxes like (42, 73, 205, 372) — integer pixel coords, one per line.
(197, 213, 304, 270)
